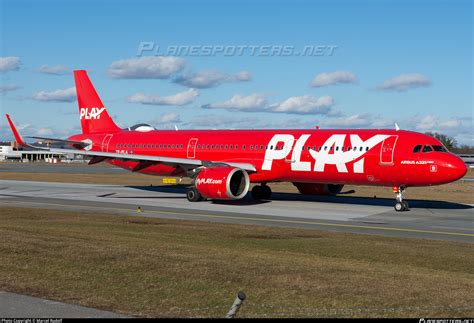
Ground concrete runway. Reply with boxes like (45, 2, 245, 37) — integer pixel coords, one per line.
(0, 179, 472, 242)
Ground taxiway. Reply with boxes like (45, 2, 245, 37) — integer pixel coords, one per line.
(0, 179, 472, 242)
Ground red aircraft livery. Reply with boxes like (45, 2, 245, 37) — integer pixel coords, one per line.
(6, 70, 467, 211)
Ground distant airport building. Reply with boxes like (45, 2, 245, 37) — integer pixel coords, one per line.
(0, 141, 84, 162)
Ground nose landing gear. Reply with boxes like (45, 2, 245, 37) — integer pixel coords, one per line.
(393, 185, 409, 212)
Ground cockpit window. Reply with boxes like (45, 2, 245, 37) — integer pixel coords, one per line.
(422, 145, 433, 152)
(432, 145, 447, 152)
(413, 145, 422, 153)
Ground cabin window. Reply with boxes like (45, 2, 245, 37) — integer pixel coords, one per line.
(243, 145, 246, 150)
(422, 145, 433, 152)
(260, 145, 263, 150)
(365, 147, 369, 151)
(235, 145, 239, 149)
(230, 145, 233, 149)
(206, 144, 210, 149)
(335, 146, 339, 151)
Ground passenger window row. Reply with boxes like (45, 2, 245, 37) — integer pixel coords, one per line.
(114, 143, 370, 152)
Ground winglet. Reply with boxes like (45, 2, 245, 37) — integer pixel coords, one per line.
(5, 114, 26, 146)
(395, 123, 400, 131)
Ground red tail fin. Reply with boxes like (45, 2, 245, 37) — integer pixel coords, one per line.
(74, 70, 120, 134)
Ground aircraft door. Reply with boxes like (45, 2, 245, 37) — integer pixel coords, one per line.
(187, 138, 198, 158)
(101, 134, 113, 152)
(380, 135, 398, 165)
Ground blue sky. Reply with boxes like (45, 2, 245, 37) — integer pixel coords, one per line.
(0, 0, 472, 144)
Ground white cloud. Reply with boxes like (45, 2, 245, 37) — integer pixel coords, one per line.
(409, 115, 465, 132)
(183, 114, 260, 129)
(108, 56, 186, 79)
(0, 84, 21, 94)
(203, 93, 268, 111)
(377, 73, 431, 92)
(156, 112, 181, 123)
(310, 71, 357, 87)
(37, 65, 70, 75)
(32, 87, 76, 102)
(36, 128, 55, 136)
(321, 114, 373, 128)
(269, 95, 334, 115)
(149, 113, 181, 129)
(0, 56, 21, 73)
(174, 70, 252, 88)
(127, 88, 199, 106)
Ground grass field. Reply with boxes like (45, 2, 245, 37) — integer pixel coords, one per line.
(0, 207, 472, 318)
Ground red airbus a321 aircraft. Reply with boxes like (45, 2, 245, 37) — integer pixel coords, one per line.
(6, 70, 467, 211)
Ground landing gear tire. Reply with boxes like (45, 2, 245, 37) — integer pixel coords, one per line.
(252, 185, 272, 200)
(251, 185, 263, 200)
(393, 185, 409, 212)
(402, 201, 409, 211)
(262, 185, 272, 200)
(187, 188, 202, 202)
(394, 202, 404, 212)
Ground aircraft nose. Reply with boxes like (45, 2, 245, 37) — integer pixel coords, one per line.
(447, 155, 468, 181)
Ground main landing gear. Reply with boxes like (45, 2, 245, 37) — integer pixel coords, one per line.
(393, 185, 409, 212)
(187, 187, 203, 202)
(251, 183, 272, 200)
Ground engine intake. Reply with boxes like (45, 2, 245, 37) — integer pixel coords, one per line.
(293, 183, 344, 195)
(195, 167, 250, 200)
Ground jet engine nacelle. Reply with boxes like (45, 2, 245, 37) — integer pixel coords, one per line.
(195, 167, 250, 200)
(293, 183, 344, 195)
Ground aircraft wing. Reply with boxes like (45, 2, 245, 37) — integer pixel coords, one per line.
(26, 136, 89, 148)
(51, 148, 256, 172)
(6, 114, 256, 173)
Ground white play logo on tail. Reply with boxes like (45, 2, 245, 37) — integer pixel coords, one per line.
(80, 107, 106, 120)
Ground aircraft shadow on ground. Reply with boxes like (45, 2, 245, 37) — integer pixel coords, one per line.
(125, 185, 472, 210)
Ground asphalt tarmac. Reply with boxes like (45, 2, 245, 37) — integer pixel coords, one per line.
(0, 179, 472, 243)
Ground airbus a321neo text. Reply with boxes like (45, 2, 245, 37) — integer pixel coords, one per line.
(6, 70, 467, 212)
